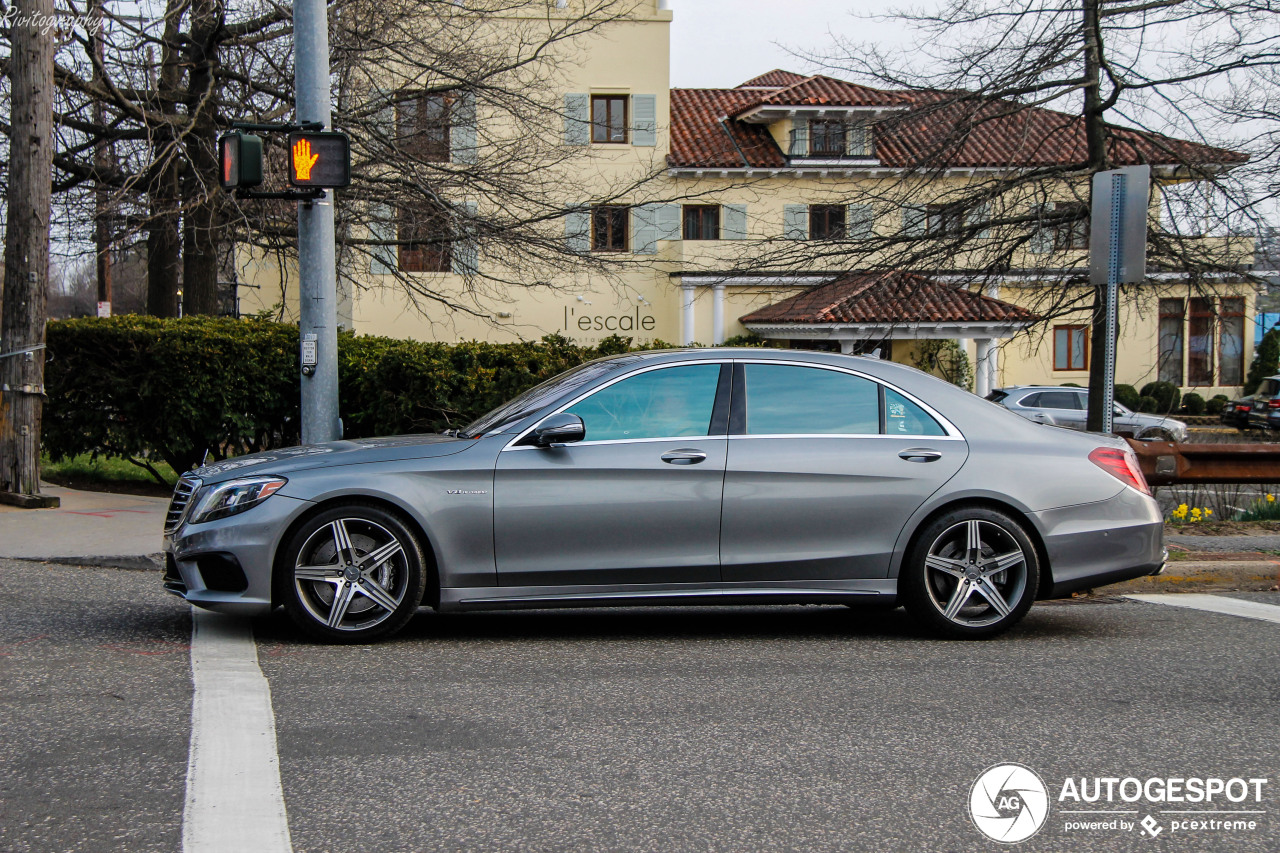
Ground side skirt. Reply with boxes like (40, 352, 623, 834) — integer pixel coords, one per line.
(438, 580, 898, 612)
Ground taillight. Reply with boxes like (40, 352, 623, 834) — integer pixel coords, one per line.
(1268, 399, 1280, 409)
(1088, 446, 1151, 496)
(1236, 404, 1250, 412)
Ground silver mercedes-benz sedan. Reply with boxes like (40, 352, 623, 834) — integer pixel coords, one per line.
(162, 348, 1164, 642)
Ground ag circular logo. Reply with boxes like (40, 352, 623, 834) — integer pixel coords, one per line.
(969, 763, 1050, 843)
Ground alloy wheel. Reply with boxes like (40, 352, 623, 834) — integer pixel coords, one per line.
(922, 519, 1028, 629)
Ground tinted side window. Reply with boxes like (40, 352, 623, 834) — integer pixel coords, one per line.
(1036, 391, 1081, 410)
(565, 364, 721, 441)
(1018, 392, 1041, 407)
(884, 388, 946, 436)
(744, 364, 879, 435)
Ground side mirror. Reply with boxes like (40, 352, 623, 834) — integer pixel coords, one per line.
(530, 413, 585, 447)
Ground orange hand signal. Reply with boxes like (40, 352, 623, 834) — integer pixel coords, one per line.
(292, 137, 320, 181)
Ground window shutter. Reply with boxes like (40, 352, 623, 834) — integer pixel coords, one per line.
(902, 205, 927, 236)
(631, 94, 657, 146)
(632, 204, 660, 254)
(1029, 202, 1054, 253)
(789, 122, 808, 156)
(564, 93, 589, 146)
(847, 124, 870, 157)
(722, 204, 748, 240)
(369, 204, 397, 274)
(656, 204, 681, 241)
(968, 201, 991, 239)
(451, 201, 479, 276)
(450, 91, 477, 165)
(783, 204, 808, 239)
(847, 204, 874, 239)
(565, 209, 590, 253)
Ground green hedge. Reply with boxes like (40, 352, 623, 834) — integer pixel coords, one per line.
(44, 317, 657, 477)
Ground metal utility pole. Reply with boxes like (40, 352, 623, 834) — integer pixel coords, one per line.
(1089, 165, 1150, 434)
(293, 0, 341, 444)
(91, 0, 113, 317)
(0, 0, 60, 507)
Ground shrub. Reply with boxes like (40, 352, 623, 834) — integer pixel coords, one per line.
(1060, 382, 1082, 387)
(44, 318, 663, 479)
(1139, 381, 1181, 414)
(1115, 384, 1141, 410)
(909, 339, 973, 391)
(1181, 392, 1206, 415)
(1206, 394, 1229, 415)
(1137, 395, 1160, 413)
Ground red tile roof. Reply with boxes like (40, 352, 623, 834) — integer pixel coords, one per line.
(739, 272, 1041, 326)
(668, 73, 1245, 170)
(736, 70, 808, 89)
(668, 89, 787, 169)
(738, 75, 909, 112)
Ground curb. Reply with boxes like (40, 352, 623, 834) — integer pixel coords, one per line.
(1099, 560, 1280, 595)
(13, 554, 164, 572)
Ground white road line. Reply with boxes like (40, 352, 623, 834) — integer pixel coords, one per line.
(183, 609, 292, 853)
(1124, 594, 1280, 625)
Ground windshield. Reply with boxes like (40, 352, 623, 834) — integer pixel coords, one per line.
(459, 356, 644, 438)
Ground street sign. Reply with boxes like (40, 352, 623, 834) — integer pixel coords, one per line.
(218, 131, 263, 189)
(1089, 165, 1151, 434)
(1089, 165, 1150, 285)
(287, 131, 351, 188)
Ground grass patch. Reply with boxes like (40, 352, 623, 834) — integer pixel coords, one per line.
(1235, 493, 1280, 522)
(42, 453, 177, 496)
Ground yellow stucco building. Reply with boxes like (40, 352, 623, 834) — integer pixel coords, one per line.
(238, 0, 1254, 400)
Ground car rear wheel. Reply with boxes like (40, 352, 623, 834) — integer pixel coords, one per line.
(281, 505, 427, 643)
(901, 507, 1039, 639)
(1139, 427, 1176, 442)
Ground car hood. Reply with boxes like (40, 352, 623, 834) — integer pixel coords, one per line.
(186, 435, 472, 484)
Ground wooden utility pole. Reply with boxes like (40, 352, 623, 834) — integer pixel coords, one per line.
(91, 0, 114, 317)
(0, 0, 60, 507)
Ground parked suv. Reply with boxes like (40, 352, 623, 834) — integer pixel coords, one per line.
(988, 386, 1189, 441)
(1246, 375, 1280, 430)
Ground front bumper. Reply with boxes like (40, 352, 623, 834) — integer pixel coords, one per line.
(1032, 486, 1165, 598)
(163, 494, 312, 616)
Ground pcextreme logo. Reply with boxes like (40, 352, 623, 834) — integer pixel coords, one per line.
(967, 764, 1270, 843)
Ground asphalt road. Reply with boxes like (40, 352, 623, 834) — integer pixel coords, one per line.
(3, 559, 1280, 853)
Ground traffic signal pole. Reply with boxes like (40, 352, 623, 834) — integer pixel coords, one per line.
(293, 0, 341, 444)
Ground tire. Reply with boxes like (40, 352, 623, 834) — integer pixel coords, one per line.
(900, 507, 1039, 639)
(280, 504, 427, 643)
(1140, 427, 1175, 442)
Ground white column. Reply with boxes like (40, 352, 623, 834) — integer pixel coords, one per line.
(680, 284, 696, 345)
(712, 284, 725, 345)
(975, 338, 992, 397)
(839, 340, 856, 355)
(987, 340, 1000, 392)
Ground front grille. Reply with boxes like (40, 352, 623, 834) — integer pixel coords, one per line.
(164, 477, 200, 534)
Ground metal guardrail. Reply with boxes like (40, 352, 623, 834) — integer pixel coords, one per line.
(1125, 439, 1280, 485)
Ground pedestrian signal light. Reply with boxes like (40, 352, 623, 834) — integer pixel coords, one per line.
(287, 131, 351, 188)
(218, 132, 263, 189)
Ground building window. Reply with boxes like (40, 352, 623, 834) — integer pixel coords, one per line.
(683, 205, 720, 240)
(1052, 202, 1090, 250)
(591, 95, 628, 144)
(1220, 297, 1245, 386)
(810, 120, 846, 156)
(1053, 325, 1088, 371)
(396, 92, 451, 162)
(809, 204, 845, 240)
(591, 205, 628, 252)
(1188, 297, 1215, 386)
(925, 205, 964, 236)
(1158, 298, 1185, 385)
(398, 204, 452, 272)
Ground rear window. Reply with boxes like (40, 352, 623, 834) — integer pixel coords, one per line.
(1261, 379, 1280, 398)
(986, 390, 1009, 403)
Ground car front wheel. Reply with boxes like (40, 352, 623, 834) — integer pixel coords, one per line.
(900, 508, 1039, 639)
(281, 505, 427, 643)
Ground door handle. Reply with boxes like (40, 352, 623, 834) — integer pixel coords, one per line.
(661, 449, 707, 465)
(899, 448, 942, 463)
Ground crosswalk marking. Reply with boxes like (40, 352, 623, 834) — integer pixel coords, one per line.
(183, 610, 292, 853)
(1124, 593, 1280, 625)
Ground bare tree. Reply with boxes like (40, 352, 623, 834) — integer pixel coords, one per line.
(737, 0, 1277, 428)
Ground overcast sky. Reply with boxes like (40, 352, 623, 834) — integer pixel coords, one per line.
(668, 1, 906, 89)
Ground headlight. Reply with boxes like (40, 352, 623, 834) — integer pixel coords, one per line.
(188, 476, 287, 524)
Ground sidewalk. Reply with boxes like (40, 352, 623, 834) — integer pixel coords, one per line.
(0, 483, 167, 568)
